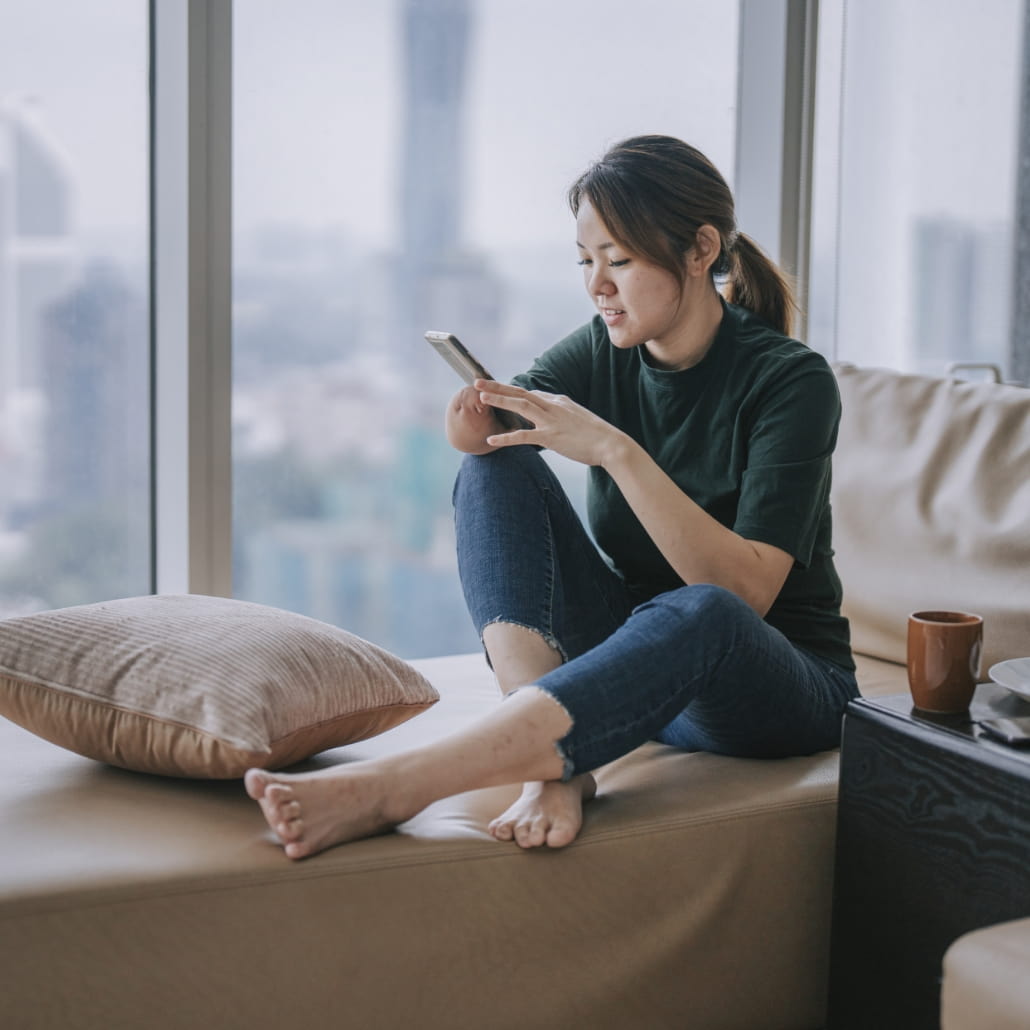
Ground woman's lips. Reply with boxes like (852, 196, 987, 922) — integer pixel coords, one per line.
(601, 307, 625, 326)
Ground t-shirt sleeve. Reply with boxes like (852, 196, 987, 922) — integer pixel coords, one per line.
(510, 321, 596, 404)
(732, 355, 841, 568)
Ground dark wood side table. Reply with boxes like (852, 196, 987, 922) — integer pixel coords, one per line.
(827, 684, 1030, 1030)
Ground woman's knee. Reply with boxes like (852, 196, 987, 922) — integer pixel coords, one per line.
(453, 446, 551, 505)
(638, 583, 751, 631)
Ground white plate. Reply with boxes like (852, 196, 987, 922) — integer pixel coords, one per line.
(989, 658, 1030, 701)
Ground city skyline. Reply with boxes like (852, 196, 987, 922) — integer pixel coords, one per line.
(1, 0, 1025, 646)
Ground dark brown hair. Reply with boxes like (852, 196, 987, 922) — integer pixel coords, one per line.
(567, 135, 798, 336)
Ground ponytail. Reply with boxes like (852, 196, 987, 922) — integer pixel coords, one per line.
(723, 233, 798, 338)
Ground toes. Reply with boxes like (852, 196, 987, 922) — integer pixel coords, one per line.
(266, 783, 293, 804)
(255, 783, 304, 843)
(244, 768, 271, 800)
(545, 819, 577, 848)
(277, 816, 305, 842)
(284, 839, 314, 861)
(515, 818, 547, 849)
(489, 817, 516, 841)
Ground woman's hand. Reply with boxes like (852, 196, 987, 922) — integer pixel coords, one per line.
(445, 385, 507, 454)
(475, 379, 630, 468)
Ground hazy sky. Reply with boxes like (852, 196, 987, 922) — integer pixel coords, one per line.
(0, 0, 738, 250)
(233, 0, 739, 250)
(1, 0, 1025, 370)
(2, 1, 1021, 240)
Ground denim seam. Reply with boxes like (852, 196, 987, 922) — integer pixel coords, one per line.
(541, 485, 558, 649)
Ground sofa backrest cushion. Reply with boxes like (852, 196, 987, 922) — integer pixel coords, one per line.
(831, 363, 1030, 673)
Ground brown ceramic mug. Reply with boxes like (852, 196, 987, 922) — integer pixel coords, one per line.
(907, 610, 984, 713)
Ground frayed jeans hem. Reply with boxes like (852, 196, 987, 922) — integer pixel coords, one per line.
(479, 617, 569, 668)
(505, 683, 578, 782)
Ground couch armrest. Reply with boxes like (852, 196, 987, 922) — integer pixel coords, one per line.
(941, 917, 1030, 1029)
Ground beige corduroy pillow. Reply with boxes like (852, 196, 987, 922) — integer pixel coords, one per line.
(0, 594, 439, 778)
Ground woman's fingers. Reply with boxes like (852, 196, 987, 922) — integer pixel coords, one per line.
(475, 380, 551, 418)
(485, 428, 532, 447)
(474, 380, 533, 406)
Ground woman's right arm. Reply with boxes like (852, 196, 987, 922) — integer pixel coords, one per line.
(445, 385, 509, 454)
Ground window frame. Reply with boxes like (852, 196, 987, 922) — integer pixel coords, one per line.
(148, 0, 1027, 601)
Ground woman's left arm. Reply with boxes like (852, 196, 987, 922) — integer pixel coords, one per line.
(477, 379, 793, 617)
(600, 435, 793, 616)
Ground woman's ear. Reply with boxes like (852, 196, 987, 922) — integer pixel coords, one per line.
(686, 224, 721, 277)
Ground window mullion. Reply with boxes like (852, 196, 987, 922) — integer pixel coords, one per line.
(735, 0, 818, 338)
(152, 0, 233, 596)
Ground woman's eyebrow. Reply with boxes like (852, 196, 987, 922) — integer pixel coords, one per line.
(576, 240, 616, 250)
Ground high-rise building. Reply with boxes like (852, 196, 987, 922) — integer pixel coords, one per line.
(0, 98, 78, 517)
(390, 0, 504, 385)
(37, 261, 147, 512)
(912, 216, 1012, 375)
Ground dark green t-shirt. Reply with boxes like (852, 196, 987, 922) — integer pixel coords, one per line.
(512, 299, 854, 671)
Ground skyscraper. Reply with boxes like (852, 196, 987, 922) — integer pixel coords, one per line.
(392, 0, 503, 384)
(0, 97, 77, 517)
(912, 215, 1012, 375)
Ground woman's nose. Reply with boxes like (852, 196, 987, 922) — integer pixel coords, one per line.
(588, 266, 613, 296)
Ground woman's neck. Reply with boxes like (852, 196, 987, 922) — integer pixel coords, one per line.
(643, 285, 724, 371)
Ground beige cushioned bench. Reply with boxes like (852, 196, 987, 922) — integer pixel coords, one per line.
(0, 651, 903, 1030)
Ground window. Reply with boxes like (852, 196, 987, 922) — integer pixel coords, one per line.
(809, 0, 1025, 379)
(0, 1, 150, 617)
(232, 0, 740, 657)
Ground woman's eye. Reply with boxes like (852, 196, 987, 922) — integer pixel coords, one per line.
(609, 259, 630, 268)
(577, 259, 592, 267)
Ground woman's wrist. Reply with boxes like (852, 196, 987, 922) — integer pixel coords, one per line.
(598, 429, 640, 473)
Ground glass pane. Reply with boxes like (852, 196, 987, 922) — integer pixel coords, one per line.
(0, 1, 150, 617)
(233, 0, 739, 658)
(809, 0, 1023, 378)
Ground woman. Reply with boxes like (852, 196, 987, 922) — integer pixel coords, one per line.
(246, 135, 858, 860)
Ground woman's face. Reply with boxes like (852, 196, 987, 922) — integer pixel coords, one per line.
(575, 200, 690, 360)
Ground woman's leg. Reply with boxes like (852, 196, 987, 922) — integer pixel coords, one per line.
(479, 623, 594, 848)
(453, 446, 636, 847)
(246, 585, 856, 859)
(247, 447, 635, 859)
(246, 685, 573, 860)
(453, 446, 637, 663)
(530, 583, 859, 778)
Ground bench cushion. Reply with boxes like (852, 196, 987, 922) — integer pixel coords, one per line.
(0, 651, 905, 1030)
(941, 918, 1030, 1029)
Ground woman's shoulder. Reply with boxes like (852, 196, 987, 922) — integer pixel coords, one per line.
(725, 302, 834, 377)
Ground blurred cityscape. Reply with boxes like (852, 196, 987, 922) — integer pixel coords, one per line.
(0, 0, 588, 657)
(0, 0, 1018, 656)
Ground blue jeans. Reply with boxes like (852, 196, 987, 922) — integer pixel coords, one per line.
(454, 446, 859, 780)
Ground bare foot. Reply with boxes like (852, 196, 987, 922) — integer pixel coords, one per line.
(245, 764, 403, 860)
(488, 774, 596, 849)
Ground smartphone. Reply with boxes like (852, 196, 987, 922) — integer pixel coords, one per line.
(424, 331, 526, 431)
(978, 717, 1030, 747)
